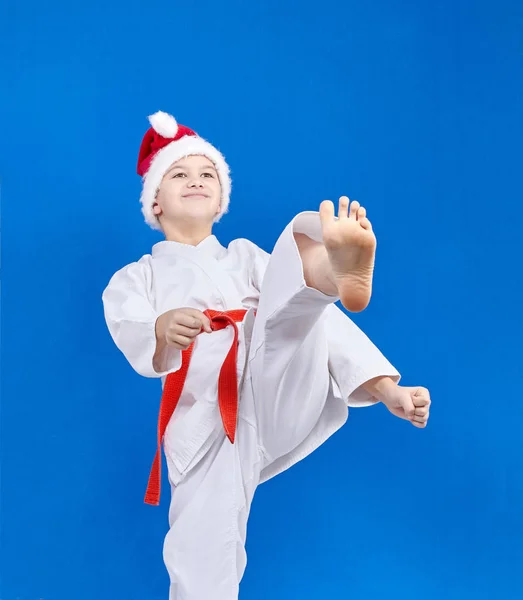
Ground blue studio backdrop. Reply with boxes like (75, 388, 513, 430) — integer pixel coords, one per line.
(1, 1, 522, 599)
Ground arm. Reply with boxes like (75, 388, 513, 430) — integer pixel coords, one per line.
(324, 303, 401, 407)
(360, 375, 399, 402)
(102, 261, 182, 378)
(154, 310, 171, 367)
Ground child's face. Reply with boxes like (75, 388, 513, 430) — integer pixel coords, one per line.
(153, 155, 222, 227)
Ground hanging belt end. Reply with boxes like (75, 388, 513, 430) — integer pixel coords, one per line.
(144, 491, 160, 506)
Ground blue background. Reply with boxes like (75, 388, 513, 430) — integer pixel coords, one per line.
(2, 0, 522, 598)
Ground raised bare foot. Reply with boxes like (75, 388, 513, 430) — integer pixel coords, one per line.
(319, 196, 376, 312)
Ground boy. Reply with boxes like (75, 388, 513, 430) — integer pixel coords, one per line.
(102, 110, 431, 600)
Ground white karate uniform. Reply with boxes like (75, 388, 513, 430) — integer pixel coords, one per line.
(102, 211, 400, 600)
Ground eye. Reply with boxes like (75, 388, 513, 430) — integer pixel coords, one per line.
(172, 172, 186, 178)
(202, 172, 214, 178)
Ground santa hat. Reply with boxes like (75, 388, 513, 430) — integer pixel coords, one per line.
(137, 111, 231, 231)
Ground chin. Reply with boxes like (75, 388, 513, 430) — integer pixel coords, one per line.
(180, 211, 216, 222)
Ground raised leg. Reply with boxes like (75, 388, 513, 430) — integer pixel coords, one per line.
(247, 212, 339, 463)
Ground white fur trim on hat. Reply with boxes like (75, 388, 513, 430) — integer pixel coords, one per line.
(140, 136, 231, 231)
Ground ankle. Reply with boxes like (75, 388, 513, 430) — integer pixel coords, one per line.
(294, 233, 337, 294)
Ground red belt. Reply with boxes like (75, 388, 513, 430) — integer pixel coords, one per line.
(144, 309, 249, 506)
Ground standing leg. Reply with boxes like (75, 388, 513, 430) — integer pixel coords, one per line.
(163, 417, 261, 600)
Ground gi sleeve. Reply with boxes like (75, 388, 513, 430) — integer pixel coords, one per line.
(102, 261, 182, 378)
(325, 303, 401, 407)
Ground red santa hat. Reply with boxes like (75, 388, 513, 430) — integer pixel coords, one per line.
(137, 111, 231, 231)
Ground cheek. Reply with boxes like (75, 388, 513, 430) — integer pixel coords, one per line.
(157, 180, 182, 201)
(212, 179, 222, 197)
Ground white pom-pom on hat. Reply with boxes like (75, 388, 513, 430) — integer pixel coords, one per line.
(148, 111, 179, 138)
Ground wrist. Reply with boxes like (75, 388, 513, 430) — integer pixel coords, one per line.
(154, 311, 171, 351)
(362, 376, 398, 402)
(155, 313, 166, 341)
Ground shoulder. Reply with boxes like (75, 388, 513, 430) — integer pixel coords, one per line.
(228, 239, 271, 289)
(104, 254, 153, 293)
(228, 237, 270, 260)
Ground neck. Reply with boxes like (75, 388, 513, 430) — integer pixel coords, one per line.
(161, 219, 213, 246)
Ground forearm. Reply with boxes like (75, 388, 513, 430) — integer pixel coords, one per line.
(153, 311, 172, 364)
(361, 375, 398, 402)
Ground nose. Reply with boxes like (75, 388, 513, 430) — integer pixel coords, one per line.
(188, 177, 204, 188)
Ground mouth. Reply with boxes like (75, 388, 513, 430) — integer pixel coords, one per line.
(183, 193, 210, 198)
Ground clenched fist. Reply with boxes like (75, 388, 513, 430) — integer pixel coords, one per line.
(156, 308, 212, 351)
(381, 385, 431, 429)
(363, 377, 431, 429)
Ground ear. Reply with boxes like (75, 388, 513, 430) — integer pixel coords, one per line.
(153, 202, 162, 216)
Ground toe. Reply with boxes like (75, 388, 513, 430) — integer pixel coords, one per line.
(349, 200, 360, 218)
(338, 196, 349, 219)
(319, 200, 335, 223)
(357, 206, 366, 221)
(360, 217, 372, 231)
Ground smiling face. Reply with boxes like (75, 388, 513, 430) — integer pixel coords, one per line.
(152, 154, 222, 229)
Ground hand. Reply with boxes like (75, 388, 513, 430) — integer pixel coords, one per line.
(380, 385, 431, 428)
(156, 308, 212, 351)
